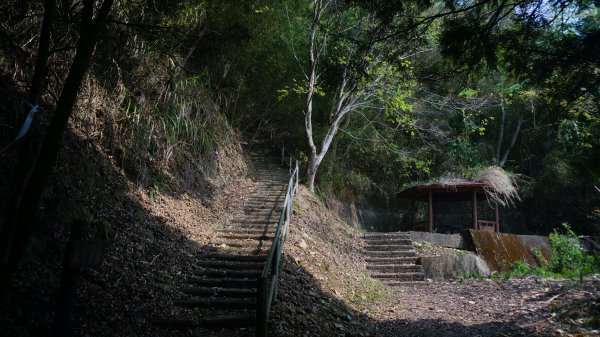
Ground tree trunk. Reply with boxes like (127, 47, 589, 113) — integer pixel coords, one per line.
(305, 0, 321, 193)
(307, 152, 319, 192)
(0, 0, 114, 300)
(499, 116, 524, 167)
(1, 0, 55, 245)
(495, 98, 506, 164)
(0, 0, 55, 300)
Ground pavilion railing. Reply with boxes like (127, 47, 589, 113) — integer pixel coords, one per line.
(477, 220, 497, 231)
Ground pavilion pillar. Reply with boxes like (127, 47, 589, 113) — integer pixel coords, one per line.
(427, 191, 433, 233)
(495, 203, 500, 233)
(472, 191, 478, 230)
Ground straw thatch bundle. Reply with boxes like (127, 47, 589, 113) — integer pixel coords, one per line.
(473, 166, 520, 207)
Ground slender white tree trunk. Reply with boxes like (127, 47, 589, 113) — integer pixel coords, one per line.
(496, 98, 506, 164)
(305, 0, 321, 192)
(304, 0, 367, 192)
(499, 116, 524, 167)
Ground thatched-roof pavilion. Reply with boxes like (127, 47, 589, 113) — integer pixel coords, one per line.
(397, 181, 500, 233)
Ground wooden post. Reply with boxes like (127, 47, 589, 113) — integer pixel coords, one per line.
(427, 191, 433, 233)
(472, 191, 478, 230)
(495, 203, 500, 233)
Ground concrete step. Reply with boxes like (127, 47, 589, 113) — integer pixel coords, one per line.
(242, 202, 281, 207)
(252, 186, 285, 189)
(362, 232, 410, 239)
(224, 219, 277, 224)
(195, 268, 262, 279)
(364, 244, 414, 252)
(184, 278, 259, 289)
(239, 208, 279, 213)
(174, 298, 256, 309)
(248, 187, 282, 192)
(180, 286, 257, 298)
(256, 178, 287, 182)
(208, 246, 270, 255)
(232, 214, 279, 223)
(222, 223, 277, 229)
(212, 239, 272, 248)
(370, 272, 425, 280)
(252, 188, 287, 193)
(363, 238, 413, 245)
(150, 314, 255, 329)
(218, 233, 275, 241)
(227, 220, 278, 227)
(383, 280, 428, 286)
(232, 213, 277, 220)
(196, 260, 264, 270)
(217, 228, 277, 236)
(365, 257, 418, 264)
(365, 250, 416, 258)
(199, 254, 267, 263)
(367, 264, 423, 273)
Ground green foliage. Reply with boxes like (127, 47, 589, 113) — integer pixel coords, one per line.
(546, 224, 597, 279)
(350, 275, 393, 310)
(92, 0, 600, 235)
(277, 79, 326, 101)
(505, 224, 598, 280)
(439, 135, 487, 176)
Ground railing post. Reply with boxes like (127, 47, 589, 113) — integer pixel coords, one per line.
(295, 161, 299, 194)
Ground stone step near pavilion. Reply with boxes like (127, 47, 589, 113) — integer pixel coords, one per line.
(362, 232, 425, 286)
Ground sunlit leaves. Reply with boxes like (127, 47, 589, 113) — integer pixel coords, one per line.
(277, 79, 325, 101)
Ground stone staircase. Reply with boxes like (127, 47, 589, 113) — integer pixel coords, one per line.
(152, 152, 289, 331)
(362, 232, 425, 286)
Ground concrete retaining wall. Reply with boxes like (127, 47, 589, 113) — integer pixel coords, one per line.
(419, 255, 490, 281)
(463, 230, 551, 272)
(408, 231, 463, 249)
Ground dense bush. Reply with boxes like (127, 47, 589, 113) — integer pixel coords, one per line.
(507, 223, 598, 280)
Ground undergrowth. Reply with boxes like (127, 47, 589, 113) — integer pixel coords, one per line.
(350, 274, 393, 310)
(504, 223, 599, 280)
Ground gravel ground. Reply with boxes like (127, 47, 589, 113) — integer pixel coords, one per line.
(366, 277, 600, 337)
(271, 273, 599, 337)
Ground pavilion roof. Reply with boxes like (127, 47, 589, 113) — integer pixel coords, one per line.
(397, 181, 487, 202)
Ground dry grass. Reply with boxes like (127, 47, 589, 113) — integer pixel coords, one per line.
(437, 175, 470, 186)
(474, 166, 520, 207)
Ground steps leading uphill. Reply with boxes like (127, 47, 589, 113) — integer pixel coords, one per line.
(152, 150, 289, 331)
(362, 232, 426, 286)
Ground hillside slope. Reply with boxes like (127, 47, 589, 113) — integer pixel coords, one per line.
(1, 126, 398, 337)
(0, 122, 256, 336)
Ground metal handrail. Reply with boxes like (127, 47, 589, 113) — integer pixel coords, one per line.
(256, 155, 299, 337)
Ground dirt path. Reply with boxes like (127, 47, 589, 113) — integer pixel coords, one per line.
(365, 277, 600, 337)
